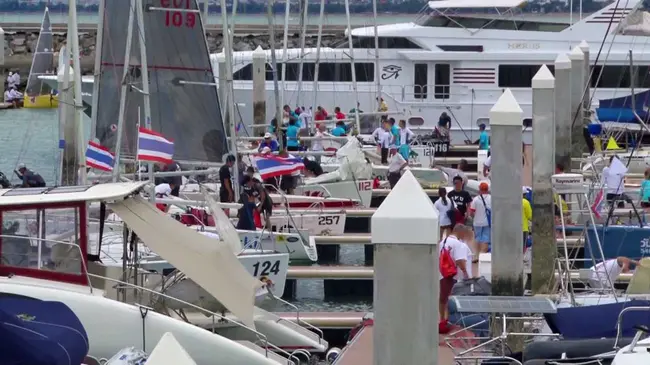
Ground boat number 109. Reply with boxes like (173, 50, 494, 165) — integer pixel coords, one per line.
(252, 261, 281, 276)
(161, 0, 197, 28)
(318, 215, 341, 225)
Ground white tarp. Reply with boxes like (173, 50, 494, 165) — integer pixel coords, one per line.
(306, 137, 373, 184)
(201, 186, 241, 255)
(109, 196, 261, 329)
(616, 8, 650, 36)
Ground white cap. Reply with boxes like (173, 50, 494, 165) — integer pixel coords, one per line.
(261, 146, 271, 154)
(17, 163, 26, 169)
(253, 173, 263, 182)
(8, 72, 12, 76)
(264, 132, 272, 139)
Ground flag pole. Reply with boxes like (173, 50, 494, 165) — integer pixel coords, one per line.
(136, 106, 141, 181)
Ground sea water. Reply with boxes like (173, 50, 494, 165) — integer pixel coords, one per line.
(0, 108, 372, 312)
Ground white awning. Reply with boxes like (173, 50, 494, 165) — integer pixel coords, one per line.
(428, 0, 525, 9)
(109, 196, 261, 329)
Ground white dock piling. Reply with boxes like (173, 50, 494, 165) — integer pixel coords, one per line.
(531, 65, 557, 294)
(372, 170, 439, 365)
(252, 46, 267, 137)
(554, 53, 572, 171)
(569, 46, 587, 158)
(489, 89, 524, 294)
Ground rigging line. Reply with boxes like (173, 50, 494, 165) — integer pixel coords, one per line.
(574, 0, 630, 131)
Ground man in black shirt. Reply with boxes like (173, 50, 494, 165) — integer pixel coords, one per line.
(303, 157, 323, 177)
(447, 175, 472, 225)
(219, 155, 236, 203)
(16, 163, 46, 187)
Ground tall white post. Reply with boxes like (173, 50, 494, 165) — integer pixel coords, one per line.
(89, 0, 105, 141)
(554, 54, 572, 171)
(112, 2, 135, 182)
(252, 46, 267, 136)
(489, 89, 524, 294)
(372, 170, 439, 365)
(295, 0, 309, 108)
(531, 65, 557, 294)
(69, 0, 86, 185)
(343, 0, 360, 133)
(569, 46, 586, 158)
(135, 0, 154, 196)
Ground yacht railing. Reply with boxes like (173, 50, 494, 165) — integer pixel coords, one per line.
(614, 306, 650, 349)
(86, 273, 301, 363)
(271, 294, 325, 345)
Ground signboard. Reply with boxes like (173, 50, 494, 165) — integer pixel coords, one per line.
(423, 141, 450, 157)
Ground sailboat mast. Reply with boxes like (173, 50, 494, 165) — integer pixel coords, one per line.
(343, 0, 361, 133)
(280, 0, 291, 107)
(311, 0, 325, 116)
(267, 0, 284, 150)
(89, 0, 106, 141)
(135, 0, 155, 198)
(295, 0, 309, 108)
(112, 2, 136, 182)
(372, 0, 381, 107)
(203, 0, 209, 24)
(69, 0, 87, 185)
(220, 0, 241, 197)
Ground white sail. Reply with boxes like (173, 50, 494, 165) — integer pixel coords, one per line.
(201, 185, 242, 255)
(109, 196, 261, 328)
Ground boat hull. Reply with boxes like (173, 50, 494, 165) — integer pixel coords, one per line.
(23, 94, 59, 108)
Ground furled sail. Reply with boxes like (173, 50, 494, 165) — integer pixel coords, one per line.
(25, 7, 55, 96)
(94, 0, 227, 162)
(616, 2, 650, 36)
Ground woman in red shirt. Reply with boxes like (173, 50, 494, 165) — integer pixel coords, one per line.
(314, 106, 328, 122)
(334, 107, 346, 121)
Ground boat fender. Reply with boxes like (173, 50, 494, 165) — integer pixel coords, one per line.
(325, 348, 341, 364)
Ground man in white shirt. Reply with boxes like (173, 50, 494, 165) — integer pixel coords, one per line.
(470, 182, 492, 254)
(298, 107, 312, 130)
(11, 71, 21, 88)
(602, 155, 629, 208)
(589, 256, 636, 289)
(439, 224, 473, 333)
(154, 182, 176, 212)
(378, 122, 393, 164)
(311, 124, 330, 162)
(387, 151, 407, 188)
(7, 72, 15, 89)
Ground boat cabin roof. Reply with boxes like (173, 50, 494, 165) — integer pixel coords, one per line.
(428, 0, 525, 10)
(0, 182, 146, 207)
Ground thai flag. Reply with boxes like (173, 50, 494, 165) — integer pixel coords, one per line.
(252, 154, 304, 180)
(86, 141, 114, 172)
(591, 188, 605, 219)
(137, 127, 174, 164)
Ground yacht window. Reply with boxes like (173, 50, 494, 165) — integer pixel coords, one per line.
(437, 45, 484, 52)
(416, 14, 568, 33)
(498, 65, 555, 88)
(408, 116, 425, 127)
(338, 37, 422, 49)
(414, 63, 428, 99)
(434, 64, 450, 100)
(234, 62, 375, 82)
(589, 66, 650, 89)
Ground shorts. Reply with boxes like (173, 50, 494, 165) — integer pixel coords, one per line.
(642, 202, 650, 208)
(287, 145, 300, 151)
(474, 226, 491, 243)
(439, 277, 456, 303)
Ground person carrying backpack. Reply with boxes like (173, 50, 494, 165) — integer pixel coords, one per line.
(438, 224, 472, 334)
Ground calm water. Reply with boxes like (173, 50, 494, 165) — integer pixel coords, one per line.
(0, 108, 371, 312)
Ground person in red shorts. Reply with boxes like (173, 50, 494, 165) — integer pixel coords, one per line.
(439, 224, 472, 334)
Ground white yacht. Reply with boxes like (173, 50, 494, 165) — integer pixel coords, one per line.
(41, 0, 650, 145)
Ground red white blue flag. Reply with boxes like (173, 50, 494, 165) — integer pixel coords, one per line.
(137, 127, 174, 164)
(252, 154, 304, 180)
(86, 141, 114, 172)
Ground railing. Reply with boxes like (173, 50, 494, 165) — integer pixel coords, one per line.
(87, 273, 301, 363)
(271, 294, 325, 345)
(614, 306, 650, 349)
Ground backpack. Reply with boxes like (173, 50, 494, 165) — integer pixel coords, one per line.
(480, 194, 492, 227)
(439, 237, 458, 278)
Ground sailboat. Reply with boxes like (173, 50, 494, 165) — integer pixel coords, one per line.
(23, 7, 59, 109)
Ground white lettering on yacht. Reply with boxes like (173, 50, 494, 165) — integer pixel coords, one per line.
(508, 43, 541, 50)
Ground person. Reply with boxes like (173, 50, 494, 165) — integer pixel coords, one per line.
(483, 150, 491, 178)
(7, 71, 15, 89)
(602, 155, 628, 208)
(434, 187, 456, 238)
(447, 175, 472, 225)
(349, 102, 363, 115)
(236, 176, 258, 231)
(219, 155, 236, 205)
(4, 87, 22, 107)
(311, 124, 329, 163)
(278, 150, 296, 195)
(589, 256, 637, 289)
(11, 71, 21, 88)
(522, 188, 533, 247)
(378, 120, 392, 165)
(331, 121, 347, 137)
(478, 123, 489, 150)
(268, 118, 279, 135)
(298, 107, 312, 130)
(387, 151, 408, 188)
(252, 173, 273, 229)
(377, 97, 388, 113)
(398, 119, 414, 160)
(438, 112, 452, 138)
(283, 105, 299, 124)
(159, 161, 182, 196)
(259, 133, 279, 152)
(314, 106, 328, 122)
(439, 224, 472, 333)
(469, 182, 492, 254)
(303, 156, 323, 177)
(154, 181, 176, 212)
(334, 106, 346, 121)
(15, 163, 46, 188)
(433, 159, 469, 187)
(286, 119, 301, 151)
(640, 168, 650, 208)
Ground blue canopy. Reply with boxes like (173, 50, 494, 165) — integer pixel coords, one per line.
(597, 90, 650, 123)
(0, 298, 89, 365)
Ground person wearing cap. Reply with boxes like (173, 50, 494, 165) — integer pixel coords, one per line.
(469, 182, 492, 254)
(236, 175, 258, 231)
(154, 181, 176, 212)
(15, 163, 46, 188)
(259, 133, 279, 152)
(219, 155, 236, 207)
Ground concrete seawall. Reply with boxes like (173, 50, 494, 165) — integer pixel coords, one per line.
(2, 23, 347, 74)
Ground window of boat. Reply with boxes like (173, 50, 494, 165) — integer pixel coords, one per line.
(46, 186, 92, 194)
(589, 66, 650, 88)
(235, 62, 375, 82)
(498, 65, 556, 88)
(336, 37, 422, 49)
(416, 14, 568, 32)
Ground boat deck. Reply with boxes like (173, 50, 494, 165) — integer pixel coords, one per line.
(334, 324, 476, 365)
